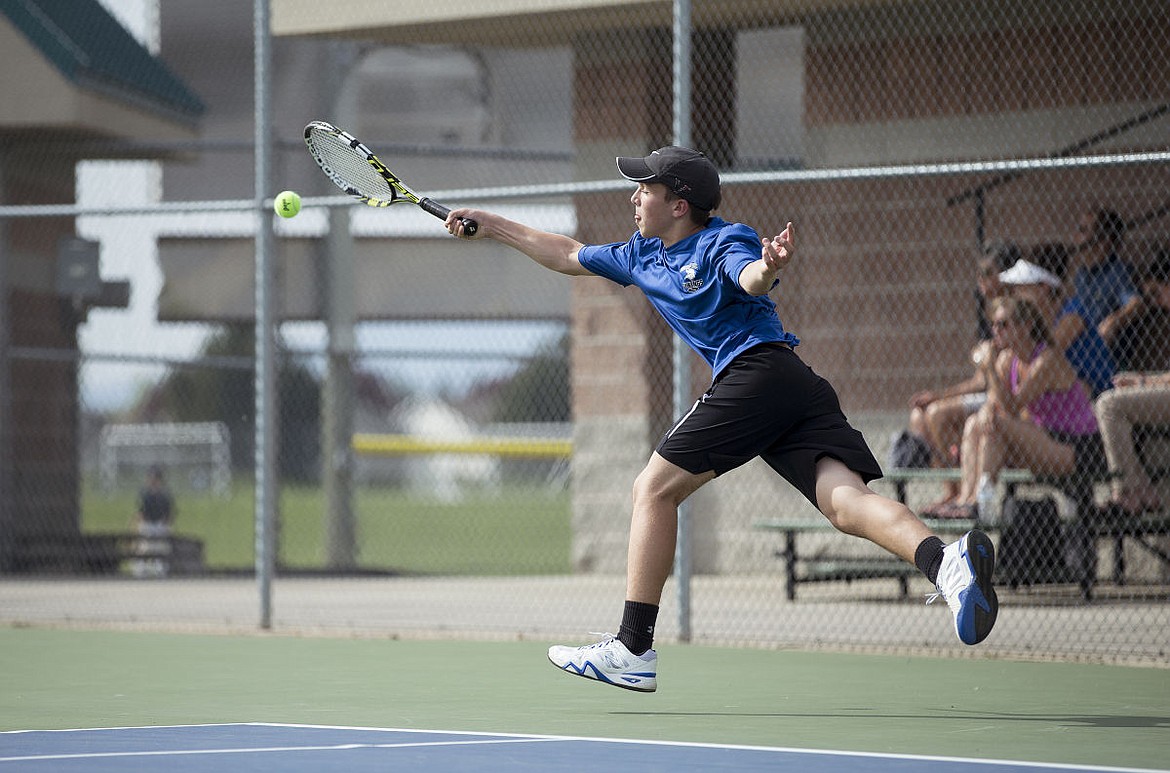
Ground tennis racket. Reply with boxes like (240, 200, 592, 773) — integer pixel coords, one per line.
(303, 120, 478, 235)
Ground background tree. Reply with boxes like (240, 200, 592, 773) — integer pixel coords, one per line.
(137, 324, 321, 482)
(490, 334, 570, 424)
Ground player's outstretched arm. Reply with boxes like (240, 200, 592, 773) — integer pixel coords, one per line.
(739, 221, 795, 295)
(446, 208, 591, 277)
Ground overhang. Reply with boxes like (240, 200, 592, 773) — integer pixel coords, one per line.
(270, 0, 886, 46)
(0, 0, 204, 146)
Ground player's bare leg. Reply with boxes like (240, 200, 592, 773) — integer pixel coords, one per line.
(625, 453, 714, 604)
(814, 457, 997, 644)
(814, 456, 931, 563)
(546, 453, 711, 692)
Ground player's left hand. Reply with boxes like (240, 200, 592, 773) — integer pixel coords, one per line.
(761, 222, 795, 272)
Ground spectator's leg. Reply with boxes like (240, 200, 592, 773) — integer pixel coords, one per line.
(924, 396, 973, 503)
(995, 415, 1077, 477)
(925, 395, 973, 465)
(957, 411, 992, 503)
(909, 405, 931, 443)
(1096, 386, 1168, 512)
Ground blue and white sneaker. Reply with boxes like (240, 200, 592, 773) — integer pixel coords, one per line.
(929, 530, 999, 645)
(547, 634, 657, 692)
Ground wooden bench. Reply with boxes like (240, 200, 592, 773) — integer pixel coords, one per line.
(753, 470, 1032, 601)
(884, 466, 1170, 599)
(12, 533, 205, 576)
(757, 467, 1170, 601)
(883, 467, 1035, 509)
(1090, 505, 1170, 586)
(753, 517, 973, 601)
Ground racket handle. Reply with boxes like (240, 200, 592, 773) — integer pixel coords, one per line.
(419, 198, 478, 236)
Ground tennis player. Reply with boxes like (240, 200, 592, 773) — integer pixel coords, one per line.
(446, 146, 998, 692)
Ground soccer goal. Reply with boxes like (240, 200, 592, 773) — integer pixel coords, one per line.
(98, 422, 232, 495)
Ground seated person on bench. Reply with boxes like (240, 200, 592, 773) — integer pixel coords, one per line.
(1096, 252, 1170, 514)
(905, 243, 1014, 508)
(924, 298, 1104, 520)
(132, 465, 175, 578)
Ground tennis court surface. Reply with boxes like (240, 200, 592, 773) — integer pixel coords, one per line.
(1, 628, 1167, 772)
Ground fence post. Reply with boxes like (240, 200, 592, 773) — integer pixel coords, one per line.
(672, 0, 693, 644)
(253, 0, 277, 629)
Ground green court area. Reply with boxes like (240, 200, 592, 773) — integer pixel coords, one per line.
(2, 626, 1166, 770)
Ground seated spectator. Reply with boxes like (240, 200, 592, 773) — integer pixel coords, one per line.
(132, 465, 175, 578)
(1000, 244, 1116, 396)
(902, 243, 1014, 505)
(1111, 249, 1170, 373)
(905, 338, 995, 503)
(924, 298, 1103, 520)
(1070, 207, 1143, 352)
(1096, 371, 1169, 514)
(974, 240, 1019, 340)
(1095, 252, 1170, 515)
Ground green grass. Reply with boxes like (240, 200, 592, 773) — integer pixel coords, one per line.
(81, 479, 571, 575)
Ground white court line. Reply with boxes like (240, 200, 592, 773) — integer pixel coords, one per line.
(0, 724, 247, 735)
(0, 737, 563, 763)
(251, 723, 1170, 773)
(2, 723, 1165, 773)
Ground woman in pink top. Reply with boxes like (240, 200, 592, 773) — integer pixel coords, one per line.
(925, 297, 1103, 520)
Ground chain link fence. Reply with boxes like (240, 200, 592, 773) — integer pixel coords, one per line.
(1, 0, 1168, 664)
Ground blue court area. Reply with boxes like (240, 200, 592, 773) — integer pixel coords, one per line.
(0, 724, 1157, 773)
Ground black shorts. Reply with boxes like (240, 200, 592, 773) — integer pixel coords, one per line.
(656, 343, 883, 508)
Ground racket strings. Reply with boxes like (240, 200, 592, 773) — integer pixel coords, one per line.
(307, 129, 398, 202)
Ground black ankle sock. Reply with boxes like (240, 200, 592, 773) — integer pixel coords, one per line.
(617, 600, 658, 655)
(915, 536, 946, 585)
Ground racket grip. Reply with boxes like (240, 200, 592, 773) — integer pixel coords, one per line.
(420, 198, 478, 236)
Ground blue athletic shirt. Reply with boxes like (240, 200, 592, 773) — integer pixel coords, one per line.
(1058, 295, 1115, 396)
(1073, 253, 1138, 330)
(577, 217, 800, 379)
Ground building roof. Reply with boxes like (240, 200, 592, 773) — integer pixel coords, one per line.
(270, 0, 876, 45)
(0, 0, 204, 120)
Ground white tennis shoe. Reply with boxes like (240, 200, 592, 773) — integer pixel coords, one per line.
(930, 529, 999, 645)
(547, 634, 658, 692)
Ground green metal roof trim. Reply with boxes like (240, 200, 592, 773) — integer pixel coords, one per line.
(0, 0, 204, 119)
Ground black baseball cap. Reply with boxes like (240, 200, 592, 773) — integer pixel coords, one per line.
(616, 146, 721, 212)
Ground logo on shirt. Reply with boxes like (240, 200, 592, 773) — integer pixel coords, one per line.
(680, 263, 703, 293)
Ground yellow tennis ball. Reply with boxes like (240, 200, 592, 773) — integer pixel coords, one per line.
(274, 190, 301, 218)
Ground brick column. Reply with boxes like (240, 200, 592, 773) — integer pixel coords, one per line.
(568, 29, 673, 572)
(567, 25, 739, 573)
(2, 158, 83, 552)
